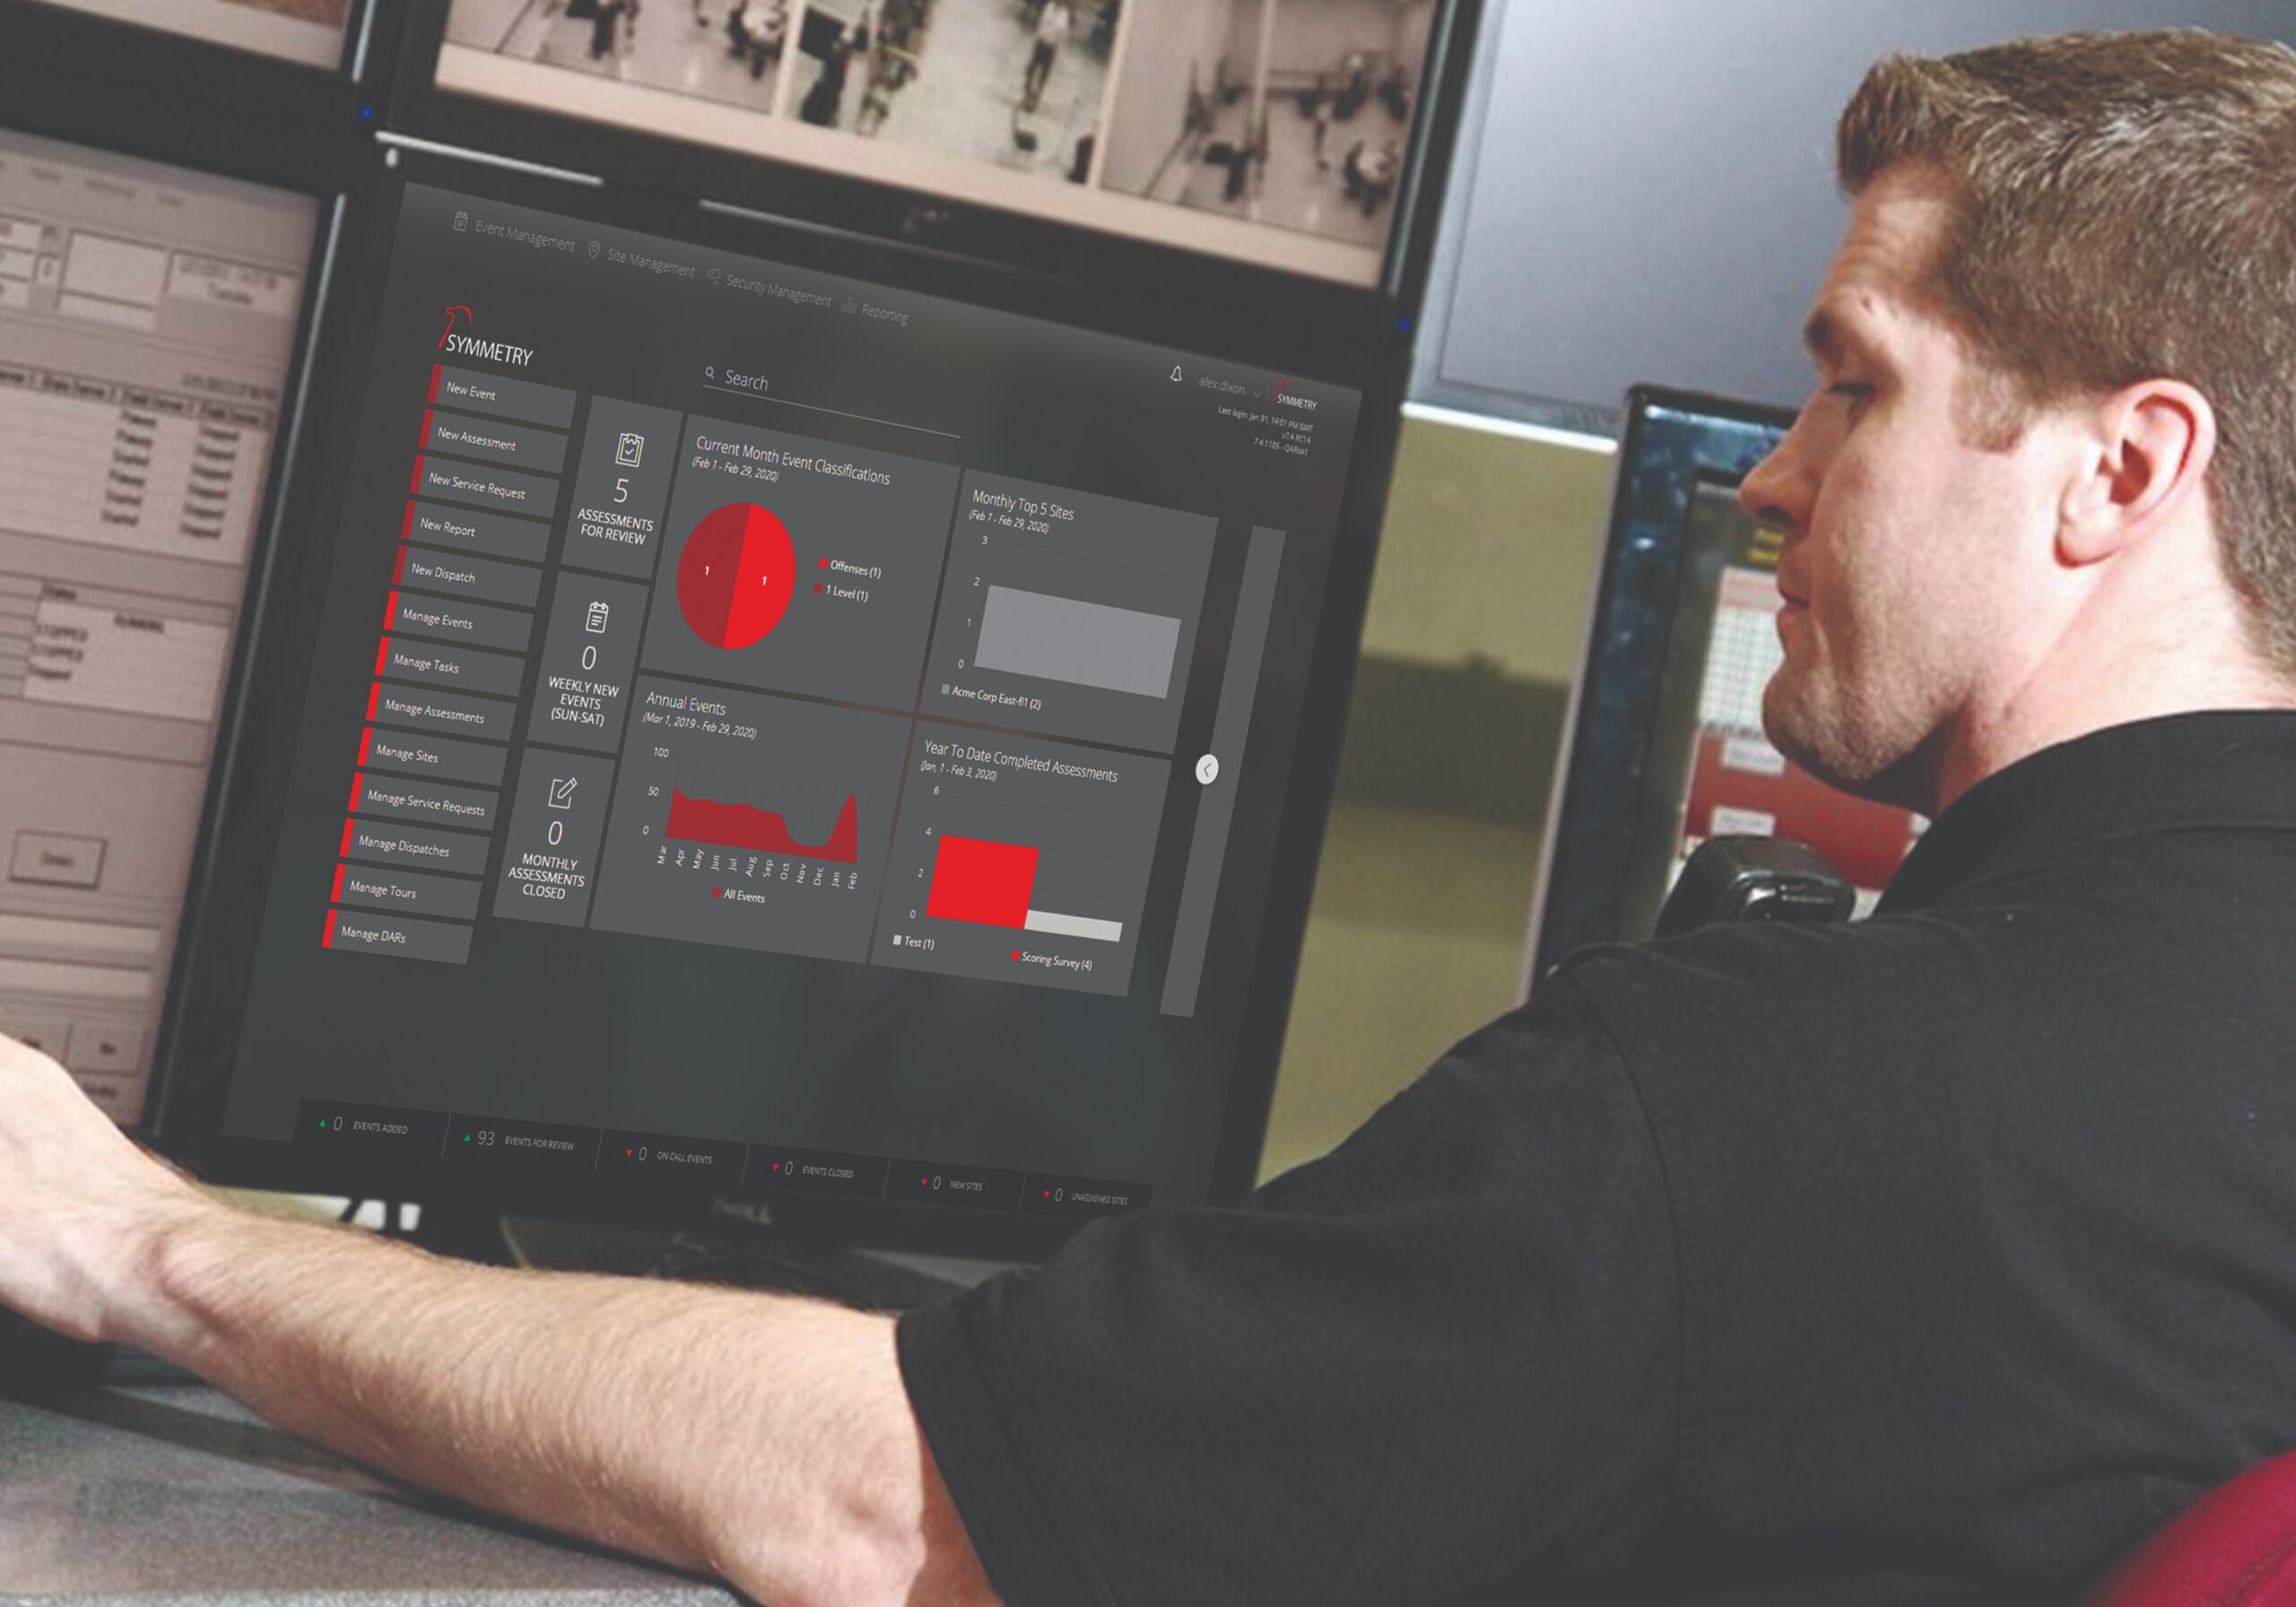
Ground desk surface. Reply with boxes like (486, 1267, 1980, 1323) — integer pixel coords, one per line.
(0, 1383, 739, 1604)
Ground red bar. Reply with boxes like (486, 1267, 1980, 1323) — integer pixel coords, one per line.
(393, 545, 408, 585)
(330, 864, 345, 905)
(340, 818, 356, 858)
(427, 362, 442, 403)
(409, 454, 425, 494)
(322, 909, 338, 949)
(375, 635, 392, 676)
(358, 727, 374, 766)
(365, 682, 380, 721)
(419, 407, 435, 448)
(926, 836, 1039, 929)
(383, 588, 399, 630)
(350, 771, 364, 812)
(400, 501, 417, 543)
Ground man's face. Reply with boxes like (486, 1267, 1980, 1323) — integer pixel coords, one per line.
(1739, 168, 2063, 812)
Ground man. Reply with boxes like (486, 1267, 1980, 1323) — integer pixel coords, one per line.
(1022, 0, 1068, 112)
(4, 28, 2296, 1607)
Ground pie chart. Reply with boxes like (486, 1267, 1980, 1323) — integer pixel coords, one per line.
(677, 502, 797, 651)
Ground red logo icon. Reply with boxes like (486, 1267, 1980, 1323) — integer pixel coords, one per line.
(438, 304, 473, 349)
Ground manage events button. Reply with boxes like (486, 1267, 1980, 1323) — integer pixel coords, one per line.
(1021, 1171, 1153, 1219)
(296, 1098, 447, 1157)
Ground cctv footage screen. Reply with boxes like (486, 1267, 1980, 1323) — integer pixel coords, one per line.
(218, 180, 1364, 1218)
(436, 0, 1441, 286)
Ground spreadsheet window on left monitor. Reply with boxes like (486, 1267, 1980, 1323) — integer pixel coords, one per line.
(0, 126, 318, 1124)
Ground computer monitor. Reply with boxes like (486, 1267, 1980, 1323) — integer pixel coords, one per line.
(21, 0, 356, 68)
(395, 0, 1474, 297)
(1527, 386, 1925, 983)
(153, 143, 1404, 1258)
(0, 123, 325, 1125)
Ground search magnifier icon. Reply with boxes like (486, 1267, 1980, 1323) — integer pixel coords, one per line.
(705, 365, 715, 379)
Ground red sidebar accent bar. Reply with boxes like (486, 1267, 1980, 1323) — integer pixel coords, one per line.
(393, 545, 409, 584)
(399, 501, 417, 543)
(322, 909, 339, 949)
(357, 727, 374, 766)
(375, 635, 392, 676)
(419, 407, 435, 448)
(330, 864, 345, 905)
(364, 683, 380, 721)
(349, 772, 364, 812)
(427, 362, 442, 402)
(383, 589, 399, 630)
(340, 818, 356, 858)
(409, 455, 425, 494)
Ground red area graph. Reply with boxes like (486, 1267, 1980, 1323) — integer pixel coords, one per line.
(926, 835, 1039, 928)
(666, 786, 858, 864)
(678, 502, 796, 650)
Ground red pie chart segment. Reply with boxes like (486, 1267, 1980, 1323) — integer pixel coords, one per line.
(678, 502, 796, 651)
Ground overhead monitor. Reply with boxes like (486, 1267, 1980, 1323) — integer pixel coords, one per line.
(25, 0, 354, 69)
(428, 0, 1448, 287)
(1528, 387, 1924, 982)
(0, 125, 320, 1124)
(156, 149, 1393, 1255)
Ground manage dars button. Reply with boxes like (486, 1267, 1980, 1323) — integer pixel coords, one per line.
(1021, 1171, 1153, 1218)
(886, 1158, 1024, 1212)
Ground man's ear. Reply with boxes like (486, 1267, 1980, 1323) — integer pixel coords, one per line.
(2058, 379, 2217, 567)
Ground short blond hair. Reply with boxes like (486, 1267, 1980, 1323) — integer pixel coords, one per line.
(1838, 30, 2296, 670)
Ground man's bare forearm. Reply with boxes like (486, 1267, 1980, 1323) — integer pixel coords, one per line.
(116, 1196, 994, 1607)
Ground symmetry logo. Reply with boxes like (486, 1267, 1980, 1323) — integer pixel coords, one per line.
(1273, 378, 1318, 412)
(436, 304, 535, 367)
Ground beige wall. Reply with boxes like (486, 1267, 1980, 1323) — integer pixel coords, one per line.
(1256, 412, 1613, 1183)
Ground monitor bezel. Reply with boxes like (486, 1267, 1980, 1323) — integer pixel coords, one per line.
(0, 0, 400, 128)
(1526, 384, 1796, 984)
(149, 142, 1413, 1263)
(381, 0, 1483, 326)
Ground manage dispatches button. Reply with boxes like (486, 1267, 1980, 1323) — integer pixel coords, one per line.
(1021, 1171, 1153, 1218)
(442, 1113, 600, 1169)
(296, 1098, 447, 1156)
(887, 1159, 1024, 1213)
(744, 1145, 889, 1199)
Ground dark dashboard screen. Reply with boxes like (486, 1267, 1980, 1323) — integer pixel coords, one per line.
(216, 180, 1364, 1220)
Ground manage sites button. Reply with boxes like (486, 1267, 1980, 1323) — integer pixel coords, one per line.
(1021, 1172, 1153, 1219)
(887, 1158, 1024, 1213)
(295, 1098, 447, 1156)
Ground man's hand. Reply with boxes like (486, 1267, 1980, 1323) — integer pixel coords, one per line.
(0, 1033, 206, 1344)
(0, 1030, 997, 1607)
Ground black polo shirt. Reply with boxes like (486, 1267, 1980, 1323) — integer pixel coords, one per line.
(900, 711, 2296, 1606)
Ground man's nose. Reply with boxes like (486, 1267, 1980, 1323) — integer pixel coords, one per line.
(1737, 433, 1805, 540)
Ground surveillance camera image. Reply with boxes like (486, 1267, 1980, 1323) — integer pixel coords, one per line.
(1100, 0, 1434, 248)
(437, 0, 1445, 282)
(445, 0, 796, 114)
(781, 0, 1119, 187)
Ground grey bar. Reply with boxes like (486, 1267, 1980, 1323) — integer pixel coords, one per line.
(424, 407, 569, 474)
(1161, 527, 1286, 1019)
(404, 499, 552, 563)
(388, 589, 535, 655)
(326, 908, 474, 965)
(975, 586, 1182, 699)
(341, 816, 491, 877)
(415, 454, 560, 522)
(361, 725, 509, 788)
(431, 363, 576, 428)
(371, 682, 519, 744)
(335, 863, 483, 923)
(398, 546, 544, 610)
(354, 770, 498, 833)
(378, 636, 527, 699)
